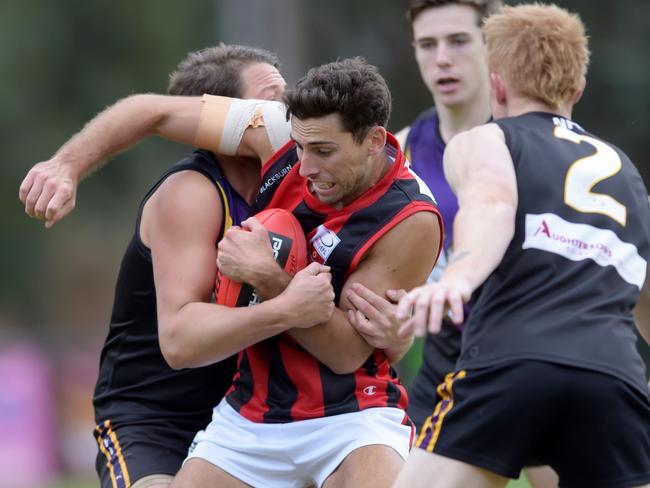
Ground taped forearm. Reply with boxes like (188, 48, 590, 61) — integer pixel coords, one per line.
(195, 95, 290, 155)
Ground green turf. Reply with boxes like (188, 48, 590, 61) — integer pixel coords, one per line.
(508, 473, 533, 488)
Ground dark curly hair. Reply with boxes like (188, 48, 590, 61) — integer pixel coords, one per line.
(282, 57, 391, 144)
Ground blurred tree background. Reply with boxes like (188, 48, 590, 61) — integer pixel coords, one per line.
(0, 0, 648, 485)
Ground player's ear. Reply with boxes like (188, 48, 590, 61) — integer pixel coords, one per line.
(573, 76, 586, 104)
(490, 73, 507, 106)
(366, 126, 387, 156)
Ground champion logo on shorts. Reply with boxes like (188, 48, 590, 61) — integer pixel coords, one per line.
(363, 385, 377, 396)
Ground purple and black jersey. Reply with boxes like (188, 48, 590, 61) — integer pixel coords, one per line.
(404, 108, 458, 254)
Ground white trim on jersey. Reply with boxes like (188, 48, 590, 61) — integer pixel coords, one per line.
(406, 165, 437, 204)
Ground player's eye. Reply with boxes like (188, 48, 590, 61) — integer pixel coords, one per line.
(450, 36, 469, 46)
(417, 40, 435, 50)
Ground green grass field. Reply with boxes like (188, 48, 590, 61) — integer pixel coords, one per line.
(508, 474, 533, 488)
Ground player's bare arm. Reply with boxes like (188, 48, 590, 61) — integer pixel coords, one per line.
(19, 94, 203, 228)
(145, 171, 332, 369)
(398, 123, 518, 337)
(19, 94, 289, 228)
(288, 210, 441, 374)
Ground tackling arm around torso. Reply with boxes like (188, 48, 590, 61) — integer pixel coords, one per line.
(142, 170, 332, 369)
(217, 209, 440, 374)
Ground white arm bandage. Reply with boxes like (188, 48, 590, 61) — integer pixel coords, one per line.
(194, 95, 291, 156)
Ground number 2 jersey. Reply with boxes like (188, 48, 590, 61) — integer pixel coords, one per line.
(225, 133, 442, 423)
(458, 112, 650, 394)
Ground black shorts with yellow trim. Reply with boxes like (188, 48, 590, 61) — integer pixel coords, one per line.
(94, 419, 194, 488)
(416, 360, 650, 488)
(408, 321, 462, 432)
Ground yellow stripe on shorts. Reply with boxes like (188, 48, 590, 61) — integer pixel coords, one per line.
(95, 420, 132, 488)
(416, 370, 466, 452)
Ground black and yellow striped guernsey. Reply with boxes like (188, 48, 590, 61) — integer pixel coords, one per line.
(458, 112, 650, 396)
(93, 149, 250, 487)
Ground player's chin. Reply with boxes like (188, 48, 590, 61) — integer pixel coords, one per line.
(313, 186, 340, 204)
(435, 90, 465, 107)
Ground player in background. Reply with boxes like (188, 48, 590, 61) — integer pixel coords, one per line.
(24, 44, 334, 488)
(395, 0, 498, 431)
(395, 4, 650, 487)
(21, 57, 442, 487)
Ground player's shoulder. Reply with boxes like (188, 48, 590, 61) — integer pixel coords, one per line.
(447, 122, 504, 153)
(444, 123, 511, 187)
(363, 209, 440, 269)
(140, 168, 225, 247)
(152, 170, 223, 223)
(379, 210, 439, 246)
(159, 166, 222, 195)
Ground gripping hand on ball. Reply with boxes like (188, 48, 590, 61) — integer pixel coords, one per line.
(217, 217, 287, 296)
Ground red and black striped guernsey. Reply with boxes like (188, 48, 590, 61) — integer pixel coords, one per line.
(225, 132, 442, 423)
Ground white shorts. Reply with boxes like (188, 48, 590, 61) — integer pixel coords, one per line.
(186, 399, 413, 488)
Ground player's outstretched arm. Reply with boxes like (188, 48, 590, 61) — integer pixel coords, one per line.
(397, 124, 518, 337)
(19, 94, 203, 228)
(19, 94, 289, 228)
(288, 210, 441, 374)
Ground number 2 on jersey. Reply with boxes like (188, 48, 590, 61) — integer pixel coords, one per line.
(554, 126, 627, 227)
